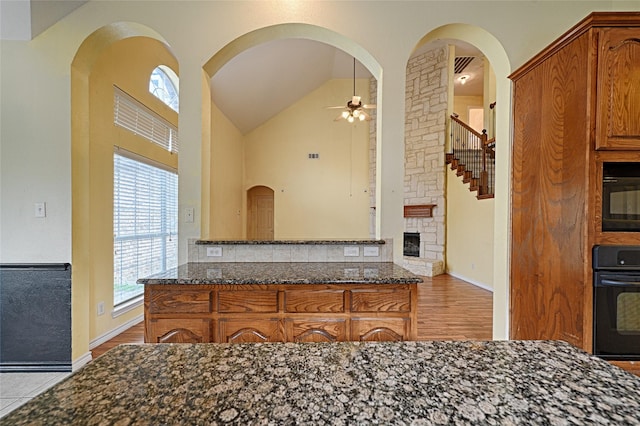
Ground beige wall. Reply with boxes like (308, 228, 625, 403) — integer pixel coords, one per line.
(453, 95, 483, 126)
(205, 102, 245, 239)
(242, 78, 371, 239)
(445, 168, 494, 290)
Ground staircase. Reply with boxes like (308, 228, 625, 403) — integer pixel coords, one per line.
(446, 114, 495, 199)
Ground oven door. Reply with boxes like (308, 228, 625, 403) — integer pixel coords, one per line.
(594, 272, 640, 360)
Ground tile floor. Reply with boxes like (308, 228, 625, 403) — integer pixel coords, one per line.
(0, 372, 70, 418)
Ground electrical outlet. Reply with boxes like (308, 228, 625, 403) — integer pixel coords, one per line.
(363, 246, 380, 257)
(207, 246, 223, 257)
(344, 246, 359, 257)
(97, 301, 105, 316)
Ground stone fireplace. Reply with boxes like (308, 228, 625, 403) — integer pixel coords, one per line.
(401, 46, 448, 277)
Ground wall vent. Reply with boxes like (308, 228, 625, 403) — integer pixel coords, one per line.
(454, 56, 475, 74)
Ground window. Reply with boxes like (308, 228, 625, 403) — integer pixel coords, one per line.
(149, 65, 179, 112)
(113, 151, 178, 306)
(114, 86, 179, 153)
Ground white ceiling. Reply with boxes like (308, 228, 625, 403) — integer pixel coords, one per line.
(211, 39, 375, 134)
(1, 1, 484, 133)
(212, 38, 484, 133)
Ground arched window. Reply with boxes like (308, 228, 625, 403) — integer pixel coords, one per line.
(149, 65, 179, 112)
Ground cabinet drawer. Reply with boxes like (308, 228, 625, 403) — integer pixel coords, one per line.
(148, 290, 212, 314)
(284, 290, 345, 313)
(351, 289, 411, 312)
(218, 290, 278, 313)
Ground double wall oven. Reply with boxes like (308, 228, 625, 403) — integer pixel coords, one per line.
(593, 245, 640, 360)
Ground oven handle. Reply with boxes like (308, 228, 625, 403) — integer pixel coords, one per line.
(599, 278, 640, 286)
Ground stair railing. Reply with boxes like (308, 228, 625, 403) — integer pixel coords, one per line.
(449, 114, 495, 198)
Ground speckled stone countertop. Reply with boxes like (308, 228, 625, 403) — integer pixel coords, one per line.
(4, 340, 640, 425)
(137, 262, 422, 285)
(195, 239, 385, 245)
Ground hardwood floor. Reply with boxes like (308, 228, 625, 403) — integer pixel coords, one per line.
(91, 274, 492, 358)
(416, 274, 492, 341)
(91, 322, 145, 359)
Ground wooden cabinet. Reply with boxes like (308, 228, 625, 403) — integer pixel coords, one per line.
(595, 27, 640, 150)
(509, 13, 640, 353)
(144, 283, 417, 343)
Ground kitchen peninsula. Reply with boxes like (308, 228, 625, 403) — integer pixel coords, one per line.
(4, 340, 640, 424)
(139, 239, 422, 344)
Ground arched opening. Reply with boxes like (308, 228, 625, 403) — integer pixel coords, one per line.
(201, 24, 382, 241)
(410, 23, 511, 340)
(71, 22, 177, 367)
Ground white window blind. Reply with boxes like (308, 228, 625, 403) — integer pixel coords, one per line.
(113, 152, 178, 306)
(114, 86, 179, 153)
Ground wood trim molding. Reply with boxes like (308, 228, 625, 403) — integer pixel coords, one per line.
(404, 204, 436, 218)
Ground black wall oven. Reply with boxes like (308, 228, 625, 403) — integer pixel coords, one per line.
(593, 245, 640, 360)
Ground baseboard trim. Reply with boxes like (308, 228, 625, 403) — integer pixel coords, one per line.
(89, 314, 144, 350)
(446, 272, 494, 293)
(72, 352, 93, 371)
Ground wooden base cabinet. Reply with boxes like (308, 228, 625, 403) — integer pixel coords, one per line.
(509, 12, 640, 353)
(144, 283, 417, 344)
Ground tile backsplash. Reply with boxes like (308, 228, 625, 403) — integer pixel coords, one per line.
(188, 239, 393, 263)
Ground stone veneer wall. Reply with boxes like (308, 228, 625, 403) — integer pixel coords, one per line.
(402, 46, 448, 277)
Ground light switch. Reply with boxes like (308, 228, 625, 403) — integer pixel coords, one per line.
(34, 202, 46, 218)
(184, 207, 194, 223)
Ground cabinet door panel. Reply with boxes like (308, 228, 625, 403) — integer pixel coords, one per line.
(146, 318, 211, 343)
(596, 28, 640, 150)
(148, 290, 212, 314)
(218, 291, 278, 313)
(218, 319, 281, 343)
(351, 318, 408, 342)
(285, 319, 347, 342)
(351, 289, 411, 312)
(284, 290, 345, 313)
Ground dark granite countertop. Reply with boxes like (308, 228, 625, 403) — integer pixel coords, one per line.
(195, 239, 386, 245)
(4, 340, 640, 425)
(137, 262, 422, 285)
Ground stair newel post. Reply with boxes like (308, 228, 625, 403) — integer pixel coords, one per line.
(480, 129, 489, 195)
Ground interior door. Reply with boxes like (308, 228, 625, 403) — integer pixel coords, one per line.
(247, 186, 274, 240)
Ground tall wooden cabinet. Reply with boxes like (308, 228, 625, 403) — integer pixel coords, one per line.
(509, 12, 640, 353)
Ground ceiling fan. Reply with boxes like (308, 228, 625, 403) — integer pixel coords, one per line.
(327, 58, 376, 123)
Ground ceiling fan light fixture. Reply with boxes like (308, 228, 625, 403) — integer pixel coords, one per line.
(341, 111, 350, 119)
(347, 115, 355, 123)
(358, 114, 366, 121)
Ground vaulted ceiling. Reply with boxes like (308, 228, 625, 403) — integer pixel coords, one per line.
(1, 1, 484, 134)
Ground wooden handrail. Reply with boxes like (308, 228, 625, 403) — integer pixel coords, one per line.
(448, 114, 496, 198)
(450, 114, 486, 140)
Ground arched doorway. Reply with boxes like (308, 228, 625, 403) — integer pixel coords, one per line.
(411, 23, 511, 340)
(247, 186, 274, 240)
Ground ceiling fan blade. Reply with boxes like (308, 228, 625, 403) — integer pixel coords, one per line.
(362, 104, 376, 109)
(326, 105, 347, 109)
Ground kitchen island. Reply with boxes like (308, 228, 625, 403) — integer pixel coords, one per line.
(139, 262, 421, 344)
(4, 340, 640, 424)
